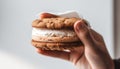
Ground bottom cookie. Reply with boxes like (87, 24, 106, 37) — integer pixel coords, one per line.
(32, 40, 83, 50)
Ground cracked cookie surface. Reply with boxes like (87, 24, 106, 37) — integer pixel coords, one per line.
(32, 40, 82, 50)
(32, 17, 81, 29)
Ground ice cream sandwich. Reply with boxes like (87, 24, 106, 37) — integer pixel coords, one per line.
(31, 12, 86, 50)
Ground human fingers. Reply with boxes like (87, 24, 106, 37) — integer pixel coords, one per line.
(90, 29, 109, 54)
(40, 13, 58, 19)
(36, 48, 70, 61)
(74, 20, 95, 47)
(69, 46, 84, 64)
(90, 29, 104, 43)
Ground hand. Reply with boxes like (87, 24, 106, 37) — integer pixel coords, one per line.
(36, 13, 114, 69)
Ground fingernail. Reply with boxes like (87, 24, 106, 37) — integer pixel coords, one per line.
(76, 20, 86, 32)
(36, 48, 43, 53)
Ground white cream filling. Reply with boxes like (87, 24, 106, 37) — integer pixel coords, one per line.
(32, 28, 76, 37)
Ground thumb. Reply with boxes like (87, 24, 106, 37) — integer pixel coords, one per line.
(74, 20, 94, 47)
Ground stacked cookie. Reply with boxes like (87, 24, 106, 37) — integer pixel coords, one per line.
(32, 17, 83, 50)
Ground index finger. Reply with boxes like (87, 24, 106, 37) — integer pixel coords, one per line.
(36, 48, 70, 61)
(40, 13, 58, 19)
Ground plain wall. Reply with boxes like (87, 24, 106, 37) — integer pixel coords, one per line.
(0, 0, 114, 69)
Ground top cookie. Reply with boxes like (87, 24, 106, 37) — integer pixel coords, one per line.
(32, 17, 81, 29)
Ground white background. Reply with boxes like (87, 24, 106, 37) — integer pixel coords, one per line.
(0, 0, 114, 69)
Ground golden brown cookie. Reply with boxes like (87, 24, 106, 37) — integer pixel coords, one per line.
(32, 40, 82, 50)
(32, 17, 81, 29)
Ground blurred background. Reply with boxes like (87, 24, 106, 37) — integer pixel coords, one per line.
(0, 0, 119, 69)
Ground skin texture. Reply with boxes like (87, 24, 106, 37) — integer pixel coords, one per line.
(36, 13, 114, 69)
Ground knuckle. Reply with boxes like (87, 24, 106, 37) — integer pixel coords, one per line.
(97, 33, 104, 40)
